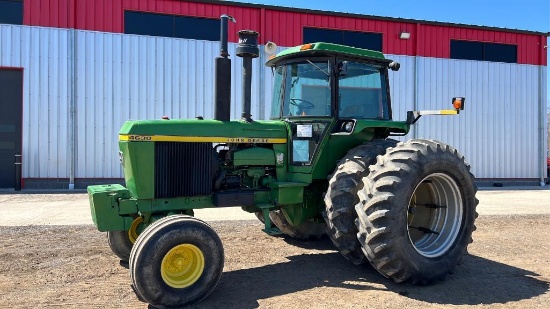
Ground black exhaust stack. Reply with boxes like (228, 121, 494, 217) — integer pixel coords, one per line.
(236, 30, 259, 122)
(214, 14, 235, 121)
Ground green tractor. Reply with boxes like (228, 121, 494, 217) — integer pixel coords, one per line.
(88, 15, 478, 308)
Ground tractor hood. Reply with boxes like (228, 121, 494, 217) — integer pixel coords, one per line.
(119, 119, 287, 143)
(118, 119, 288, 199)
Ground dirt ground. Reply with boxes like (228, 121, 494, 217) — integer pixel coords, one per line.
(1, 215, 549, 309)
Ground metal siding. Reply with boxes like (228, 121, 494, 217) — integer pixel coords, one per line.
(0, 25, 71, 178)
(263, 10, 417, 56)
(23, 1, 546, 65)
(121, 0, 261, 43)
(25, 0, 120, 31)
(31, 0, 69, 28)
(0, 25, 546, 180)
(386, 55, 415, 123)
(414, 57, 541, 178)
(73, 32, 263, 177)
(419, 24, 545, 65)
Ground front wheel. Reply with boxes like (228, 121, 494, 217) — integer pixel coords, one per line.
(107, 216, 144, 262)
(107, 230, 133, 262)
(129, 215, 224, 307)
(355, 139, 478, 284)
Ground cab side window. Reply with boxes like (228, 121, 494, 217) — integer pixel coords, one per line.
(338, 62, 389, 119)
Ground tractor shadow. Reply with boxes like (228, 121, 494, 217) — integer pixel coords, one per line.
(200, 248, 548, 309)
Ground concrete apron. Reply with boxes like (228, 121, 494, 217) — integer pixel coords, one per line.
(0, 188, 549, 226)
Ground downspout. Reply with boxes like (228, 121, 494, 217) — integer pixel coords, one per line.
(67, 1, 76, 190)
(538, 36, 546, 186)
(259, 49, 265, 120)
(413, 23, 420, 139)
(259, 8, 266, 120)
(68, 29, 76, 189)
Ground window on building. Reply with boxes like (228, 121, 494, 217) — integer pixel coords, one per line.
(124, 11, 173, 37)
(174, 16, 219, 41)
(303, 27, 382, 52)
(450, 40, 517, 63)
(124, 11, 218, 41)
(0, 0, 23, 25)
(483, 42, 517, 63)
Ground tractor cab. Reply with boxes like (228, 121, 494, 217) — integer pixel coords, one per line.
(265, 43, 408, 178)
(267, 43, 396, 121)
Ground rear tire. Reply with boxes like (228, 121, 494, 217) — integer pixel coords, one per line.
(323, 139, 398, 264)
(254, 212, 266, 224)
(107, 230, 133, 262)
(129, 215, 224, 307)
(355, 139, 478, 284)
(269, 210, 326, 240)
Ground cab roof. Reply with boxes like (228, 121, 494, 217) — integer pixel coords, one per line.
(265, 42, 390, 67)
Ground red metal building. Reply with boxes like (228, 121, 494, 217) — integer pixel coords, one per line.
(22, 0, 547, 65)
(0, 0, 548, 188)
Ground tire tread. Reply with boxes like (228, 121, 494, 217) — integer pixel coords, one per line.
(355, 139, 478, 284)
(324, 139, 398, 265)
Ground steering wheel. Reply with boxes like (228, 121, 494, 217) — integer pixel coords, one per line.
(290, 98, 315, 110)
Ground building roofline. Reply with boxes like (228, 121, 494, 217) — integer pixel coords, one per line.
(187, 0, 549, 36)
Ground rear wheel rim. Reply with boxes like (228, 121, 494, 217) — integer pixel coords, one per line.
(161, 244, 205, 288)
(407, 173, 463, 258)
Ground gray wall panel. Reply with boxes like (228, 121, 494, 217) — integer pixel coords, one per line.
(0, 25, 70, 179)
(385, 54, 415, 143)
(387, 55, 415, 122)
(0, 25, 547, 180)
(414, 58, 542, 178)
(73, 32, 264, 177)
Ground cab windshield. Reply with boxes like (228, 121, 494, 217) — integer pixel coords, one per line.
(270, 60, 331, 118)
(270, 59, 390, 120)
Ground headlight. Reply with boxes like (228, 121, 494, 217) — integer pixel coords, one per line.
(344, 122, 354, 132)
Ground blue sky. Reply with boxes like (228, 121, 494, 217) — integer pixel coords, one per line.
(236, 0, 550, 102)
(237, 0, 549, 32)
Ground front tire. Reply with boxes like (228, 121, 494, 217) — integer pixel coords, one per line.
(129, 215, 224, 307)
(107, 216, 144, 262)
(107, 230, 133, 262)
(355, 139, 478, 284)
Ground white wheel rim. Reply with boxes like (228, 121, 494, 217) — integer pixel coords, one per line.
(407, 173, 463, 258)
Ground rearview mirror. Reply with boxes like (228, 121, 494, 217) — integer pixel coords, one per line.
(389, 61, 400, 71)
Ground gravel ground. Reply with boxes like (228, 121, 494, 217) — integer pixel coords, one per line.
(0, 215, 549, 308)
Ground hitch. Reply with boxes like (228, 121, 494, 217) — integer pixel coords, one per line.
(257, 204, 283, 235)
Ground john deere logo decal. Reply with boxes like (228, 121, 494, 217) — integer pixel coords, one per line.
(119, 135, 286, 144)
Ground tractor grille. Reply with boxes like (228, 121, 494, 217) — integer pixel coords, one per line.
(154, 142, 218, 198)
